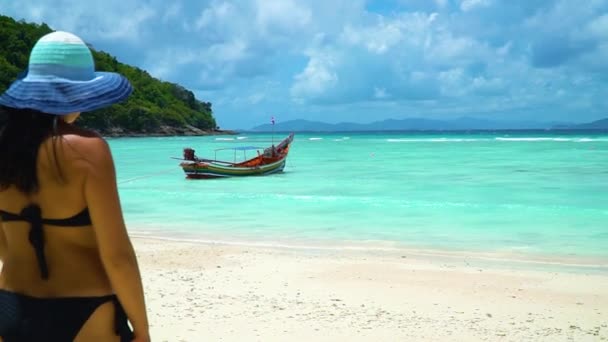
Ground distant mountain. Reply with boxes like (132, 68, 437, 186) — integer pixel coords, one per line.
(250, 117, 571, 132)
(557, 118, 608, 130)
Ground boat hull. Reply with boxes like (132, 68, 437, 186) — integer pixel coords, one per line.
(181, 158, 287, 179)
(178, 133, 294, 179)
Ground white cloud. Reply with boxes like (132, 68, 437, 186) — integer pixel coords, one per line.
(342, 23, 403, 54)
(101, 6, 156, 40)
(524, 0, 605, 34)
(460, 0, 492, 12)
(195, 1, 235, 30)
(27, 6, 45, 21)
(374, 87, 389, 99)
(586, 14, 608, 41)
(438, 68, 467, 96)
(5, 1, 158, 41)
(248, 93, 266, 104)
(290, 51, 339, 100)
(341, 12, 437, 54)
(426, 32, 488, 66)
(209, 39, 249, 62)
(162, 3, 182, 23)
(578, 42, 608, 72)
(434, 0, 449, 9)
(254, 0, 312, 33)
(471, 76, 505, 95)
(144, 48, 201, 80)
(497, 41, 512, 56)
(410, 71, 428, 82)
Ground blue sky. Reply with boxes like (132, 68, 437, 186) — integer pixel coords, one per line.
(3, 0, 608, 129)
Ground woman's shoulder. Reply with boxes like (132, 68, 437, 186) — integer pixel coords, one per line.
(57, 126, 114, 165)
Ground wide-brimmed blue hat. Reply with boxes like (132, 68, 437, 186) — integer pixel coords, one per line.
(0, 31, 132, 115)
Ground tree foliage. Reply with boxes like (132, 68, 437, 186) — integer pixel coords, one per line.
(0, 15, 216, 134)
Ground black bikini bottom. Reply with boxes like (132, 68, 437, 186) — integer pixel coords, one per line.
(0, 289, 133, 341)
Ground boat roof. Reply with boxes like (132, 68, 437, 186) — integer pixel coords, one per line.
(214, 146, 265, 151)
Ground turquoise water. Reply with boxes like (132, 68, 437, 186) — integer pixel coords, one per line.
(109, 131, 608, 262)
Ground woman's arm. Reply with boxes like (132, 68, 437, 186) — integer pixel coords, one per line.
(0, 217, 6, 262)
(83, 138, 150, 341)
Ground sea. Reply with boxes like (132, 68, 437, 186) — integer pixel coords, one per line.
(108, 130, 608, 267)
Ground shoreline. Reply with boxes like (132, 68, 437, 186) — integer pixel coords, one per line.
(130, 232, 608, 274)
(102, 128, 239, 138)
(133, 236, 608, 341)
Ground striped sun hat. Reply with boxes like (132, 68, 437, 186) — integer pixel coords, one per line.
(0, 31, 132, 115)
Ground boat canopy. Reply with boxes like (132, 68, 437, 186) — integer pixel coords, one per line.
(214, 146, 265, 151)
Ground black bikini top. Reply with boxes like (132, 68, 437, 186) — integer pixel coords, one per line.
(0, 204, 92, 280)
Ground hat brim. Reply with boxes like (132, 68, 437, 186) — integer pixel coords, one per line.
(0, 72, 132, 115)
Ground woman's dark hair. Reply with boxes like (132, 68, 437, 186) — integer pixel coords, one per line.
(0, 106, 64, 194)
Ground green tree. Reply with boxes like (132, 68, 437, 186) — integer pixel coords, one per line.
(0, 14, 217, 135)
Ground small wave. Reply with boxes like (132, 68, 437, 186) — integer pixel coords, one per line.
(236, 136, 248, 140)
(215, 138, 235, 141)
(309, 137, 323, 141)
(333, 137, 351, 141)
(383, 137, 608, 143)
(574, 138, 608, 142)
(277, 194, 339, 202)
(495, 137, 571, 142)
(387, 138, 485, 143)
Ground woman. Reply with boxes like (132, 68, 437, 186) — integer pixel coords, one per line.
(0, 31, 149, 341)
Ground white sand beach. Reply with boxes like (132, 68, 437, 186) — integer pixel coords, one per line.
(135, 237, 608, 342)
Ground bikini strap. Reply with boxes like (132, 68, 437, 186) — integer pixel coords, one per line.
(20, 204, 49, 279)
(112, 297, 134, 340)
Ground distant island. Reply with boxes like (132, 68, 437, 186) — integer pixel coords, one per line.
(554, 118, 608, 130)
(250, 117, 608, 132)
(0, 15, 227, 137)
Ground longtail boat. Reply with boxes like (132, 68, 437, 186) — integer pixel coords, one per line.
(177, 133, 295, 179)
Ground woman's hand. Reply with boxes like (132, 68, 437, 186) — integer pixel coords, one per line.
(132, 332, 151, 342)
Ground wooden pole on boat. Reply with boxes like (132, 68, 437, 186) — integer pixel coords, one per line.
(271, 116, 275, 146)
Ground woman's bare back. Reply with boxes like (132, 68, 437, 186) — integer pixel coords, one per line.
(0, 125, 114, 297)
